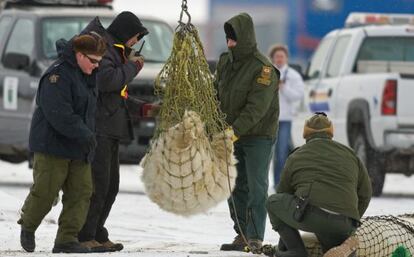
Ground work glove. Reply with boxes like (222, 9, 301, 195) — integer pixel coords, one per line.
(226, 127, 239, 142)
(84, 135, 97, 163)
(86, 135, 97, 153)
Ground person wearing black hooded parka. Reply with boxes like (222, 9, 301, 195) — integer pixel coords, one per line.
(78, 11, 148, 252)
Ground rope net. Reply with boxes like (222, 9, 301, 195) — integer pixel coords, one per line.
(140, 4, 237, 216)
(303, 214, 414, 257)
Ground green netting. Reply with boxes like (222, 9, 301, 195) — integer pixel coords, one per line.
(303, 214, 414, 257)
(153, 19, 227, 139)
(139, 1, 236, 216)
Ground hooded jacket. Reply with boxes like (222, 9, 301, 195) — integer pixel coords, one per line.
(29, 38, 97, 162)
(82, 16, 146, 141)
(215, 13, 280, 139)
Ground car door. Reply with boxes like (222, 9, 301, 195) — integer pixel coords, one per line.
(0, 17, 37, 150)
(291, 35, 335, 147)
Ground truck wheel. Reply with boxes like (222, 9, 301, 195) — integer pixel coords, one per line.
(0, 154, 26, 164)
(352, 132, 385, 197)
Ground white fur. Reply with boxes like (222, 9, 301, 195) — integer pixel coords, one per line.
(140, 111, 237, 216)
(302, 214, 414, 257)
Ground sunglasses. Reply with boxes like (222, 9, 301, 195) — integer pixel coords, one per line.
(83, 54, 101, 64)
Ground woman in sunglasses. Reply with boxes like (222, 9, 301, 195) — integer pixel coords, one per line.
(18, 33, 106, 254)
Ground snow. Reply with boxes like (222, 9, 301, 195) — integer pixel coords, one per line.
(1, 160, 414, 256)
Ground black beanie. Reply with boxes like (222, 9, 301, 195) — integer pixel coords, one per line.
(224, 22, 237, 41)
(107, 11, 149, 44)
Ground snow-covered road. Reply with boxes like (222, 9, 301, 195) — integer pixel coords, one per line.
(1, 160, 414, 256)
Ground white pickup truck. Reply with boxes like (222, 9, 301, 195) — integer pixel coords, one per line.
(292, 13, 414, 196)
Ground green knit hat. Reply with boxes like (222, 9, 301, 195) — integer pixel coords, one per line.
(303, 112, 334, 139)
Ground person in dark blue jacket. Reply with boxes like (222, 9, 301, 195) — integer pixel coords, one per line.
(18, 33, 106, 254)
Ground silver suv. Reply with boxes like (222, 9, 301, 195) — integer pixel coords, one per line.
(0, 0, 173, 164)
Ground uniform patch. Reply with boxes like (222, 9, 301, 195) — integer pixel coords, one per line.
(257, 77, 271, 86)
(261, 66, 272, 79)
(48, 74, 59, 84)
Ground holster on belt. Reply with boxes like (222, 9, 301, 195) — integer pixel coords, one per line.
(293, 196, 309, 222)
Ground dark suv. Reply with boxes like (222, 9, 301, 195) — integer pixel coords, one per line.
(0, 0, 173, 164)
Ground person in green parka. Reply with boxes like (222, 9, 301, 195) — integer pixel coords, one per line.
(266, 112, 372, 257)
(215, 13, 280, 253)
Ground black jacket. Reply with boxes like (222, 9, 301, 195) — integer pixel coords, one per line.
(83, 17, 140, 141)
(29, 39, 97, 162)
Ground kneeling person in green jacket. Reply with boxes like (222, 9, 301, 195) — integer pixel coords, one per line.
(266, 112, 372, 257)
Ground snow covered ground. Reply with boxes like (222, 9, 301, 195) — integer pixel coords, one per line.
(1, 160, 414, 256)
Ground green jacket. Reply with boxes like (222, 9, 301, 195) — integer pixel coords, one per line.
(278, 133, 372, 221)
(215, 13, 279, 139)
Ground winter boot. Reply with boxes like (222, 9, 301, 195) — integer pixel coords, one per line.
(20, 226, 35, 252)
(248, 239, 263, 254)
(262, 244, 277, 257)
(80, 240, 107, 252)
(274, 223, 308, 257)
(323, 236, 358, 257)
(220, 234, 247, 251)
(100, 240, 124, 252)
(52, 241, 91, 253)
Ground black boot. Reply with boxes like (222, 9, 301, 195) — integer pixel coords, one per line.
(274, 223, 308, 257)
(220, 234, 247, 251)
(20, 227, 35, 252)
(52, 241, 91, 253)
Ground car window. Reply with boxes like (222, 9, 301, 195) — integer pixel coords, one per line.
(307, 36, 333, 79)
(41, 18, 173, 63)
(356, 37, 414, 62)
(41, 17, 112, 59)
(4, 18, 35, 57)
(135, 20, 173, 63)
(0, 16, 13, 45)
(326, 35, 351, 78)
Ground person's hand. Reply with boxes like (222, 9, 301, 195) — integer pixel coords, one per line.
(226, 127, 238, 142)
(86, 135, 97, 152)
(134, 55, 145, 69)
(128, 50, 144, 71)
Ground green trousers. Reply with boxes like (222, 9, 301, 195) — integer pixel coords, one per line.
(266, 193, 357, 252)
(18, 153, 92, 244)
(228, 137, 275, 241)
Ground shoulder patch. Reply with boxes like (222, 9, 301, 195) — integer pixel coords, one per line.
(261, 66, 272, 79)
(257, 65, 273, 86)
(48, 74, 59, 84)
(257, 77, 271, 86)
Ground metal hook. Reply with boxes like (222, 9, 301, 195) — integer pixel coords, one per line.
(178, 0, 191, 26)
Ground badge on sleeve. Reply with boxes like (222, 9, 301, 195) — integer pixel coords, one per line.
(257, 66, 272, 86)
(48, 74, 59, 84)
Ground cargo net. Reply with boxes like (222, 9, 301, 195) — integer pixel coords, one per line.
(139, 1, 237, 216)
(304, 214, 414, 257)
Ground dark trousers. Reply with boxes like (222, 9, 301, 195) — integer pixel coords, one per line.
(266, 193, 357, 253)
(78, 136, 120, 243)
(228, 138, 275, 241)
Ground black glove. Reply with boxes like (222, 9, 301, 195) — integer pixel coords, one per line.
(86, 135, 97, 153)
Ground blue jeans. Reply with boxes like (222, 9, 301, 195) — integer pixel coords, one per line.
(273, 121, 292, 188)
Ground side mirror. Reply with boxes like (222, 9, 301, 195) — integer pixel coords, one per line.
(3, 52, 30, 71)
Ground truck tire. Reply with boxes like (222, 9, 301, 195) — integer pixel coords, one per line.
(352, 132, 385, 197)
(0, 154, 26, 164)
